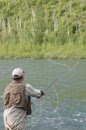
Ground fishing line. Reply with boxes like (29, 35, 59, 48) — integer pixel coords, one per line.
(45, 62, 79, 92)
(47, 59, 70, 68)
(41, 61, 79, 114)
(53, 86, 59, 108)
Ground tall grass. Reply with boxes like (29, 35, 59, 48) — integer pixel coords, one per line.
(0, 0, 86, 59)
(0, 41, 86, 59)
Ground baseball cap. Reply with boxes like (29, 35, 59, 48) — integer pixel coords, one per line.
(12, 68, 24, 78)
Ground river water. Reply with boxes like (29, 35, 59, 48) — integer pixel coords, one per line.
(0, 59, 86, 130)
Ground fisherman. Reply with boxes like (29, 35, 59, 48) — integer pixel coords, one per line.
(3, 68, 45, 130)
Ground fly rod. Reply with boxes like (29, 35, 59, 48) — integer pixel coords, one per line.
(45, 62, 79, 92)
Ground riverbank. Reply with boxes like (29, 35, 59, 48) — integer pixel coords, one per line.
(0, 0, 86, 58)
(0, 42, 86, 59)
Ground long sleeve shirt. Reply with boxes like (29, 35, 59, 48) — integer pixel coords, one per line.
(25, 84, 41, 97)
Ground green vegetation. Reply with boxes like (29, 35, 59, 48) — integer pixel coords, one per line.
(0, 0, 86, 59)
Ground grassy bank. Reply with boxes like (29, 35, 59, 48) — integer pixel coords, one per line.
(0, 0, 86, 59)
(0, 42, 86, 59)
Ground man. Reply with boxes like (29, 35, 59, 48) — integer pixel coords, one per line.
(3, 68, 45, 130)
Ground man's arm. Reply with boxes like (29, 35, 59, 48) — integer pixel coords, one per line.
(25, 84, 45, 98)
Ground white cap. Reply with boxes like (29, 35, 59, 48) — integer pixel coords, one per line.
(12, 68, 24, 78)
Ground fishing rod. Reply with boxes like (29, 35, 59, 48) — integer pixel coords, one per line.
(45, 62, 79, 92)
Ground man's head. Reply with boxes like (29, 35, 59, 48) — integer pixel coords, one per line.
(12, 68, 24, 81)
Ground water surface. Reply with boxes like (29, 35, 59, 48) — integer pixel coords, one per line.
(0, 59, 86, 130)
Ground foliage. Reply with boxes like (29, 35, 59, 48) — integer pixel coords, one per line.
(0, 0, 86, 58)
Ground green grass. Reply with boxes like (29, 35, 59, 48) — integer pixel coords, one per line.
(0, 42, 86, 59)
(0, 0, 85, 59)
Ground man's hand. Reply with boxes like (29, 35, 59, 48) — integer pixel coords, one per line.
(36, 90, 45, 99)
(41, 90, 45, 96)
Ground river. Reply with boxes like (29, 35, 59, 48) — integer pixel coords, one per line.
(0, 59, 86, 130)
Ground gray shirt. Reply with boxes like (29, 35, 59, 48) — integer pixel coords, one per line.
(25, 84, 41, 97)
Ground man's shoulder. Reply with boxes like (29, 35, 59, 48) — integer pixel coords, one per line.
(26, 84, 32, 88)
